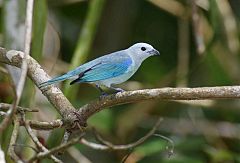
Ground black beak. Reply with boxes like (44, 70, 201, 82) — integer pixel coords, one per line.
(148, 49, 160, 56)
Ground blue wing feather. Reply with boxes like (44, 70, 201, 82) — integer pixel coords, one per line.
(40, 50, 132, 87)
(79, 58, 132, 82)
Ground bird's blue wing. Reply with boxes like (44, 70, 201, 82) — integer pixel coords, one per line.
(39, 50, 133, 87)
(70, 56, 132, 84)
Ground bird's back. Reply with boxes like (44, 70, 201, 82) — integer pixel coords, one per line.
(68, 50, 133, 84)
(68, 50, 130, 76)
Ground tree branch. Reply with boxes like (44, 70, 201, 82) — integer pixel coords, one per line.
(2, 46, 240, 129)
(79, 125, 160, 151)
(17, 0, 33, 103)
(26, 119, 63, 130)
(8, 116, 23, 163)
(0, 102, 38, 112)
(78, 86, 240, 121)
(0, 47, 82, 128)
(28, 133, 85, 162)
(1, 0, 34, 134)
(1, 102, 63, 130)
(23, 115, 62, 163)
(89, 118, 163, 150)
(28, 118, 163, 161)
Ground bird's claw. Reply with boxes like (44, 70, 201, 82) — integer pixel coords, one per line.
(98, 87, 124, 99)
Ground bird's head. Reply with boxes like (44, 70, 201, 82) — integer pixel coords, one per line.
(127, 43, 160, 62)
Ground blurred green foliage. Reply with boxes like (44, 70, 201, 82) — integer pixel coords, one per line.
(1, 0, 240, 162)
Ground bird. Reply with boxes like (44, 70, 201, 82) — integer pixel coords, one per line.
(39, 43, 160, 95)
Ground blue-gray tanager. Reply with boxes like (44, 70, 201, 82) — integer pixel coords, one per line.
(39, 43, 160, 95)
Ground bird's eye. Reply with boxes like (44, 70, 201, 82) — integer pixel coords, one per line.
(141, 47, 146, 51)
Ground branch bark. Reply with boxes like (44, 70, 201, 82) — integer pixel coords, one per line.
(28, 118, 163, 161)
(8, 116, 23, 163)
(24, 120, 62, 163)
(78, 86, 240, 121)
(1, 46, 240, 128)
(26, 119, 63, 130)
(0, 103, 38, 112)
(0, 0, 34, 133)
(0, 47, 83, 128)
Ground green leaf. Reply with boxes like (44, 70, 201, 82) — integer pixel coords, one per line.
(31, 0, 47, 61)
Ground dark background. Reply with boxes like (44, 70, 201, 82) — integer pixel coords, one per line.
(1, 0, 240, 162)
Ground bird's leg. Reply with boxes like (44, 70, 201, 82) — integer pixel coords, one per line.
(110, 86, 125, 93)
(95, 84, 108, 96)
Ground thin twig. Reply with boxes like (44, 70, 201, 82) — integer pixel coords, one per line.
(120, 149, 134, 163)
(8, 116, 23, 163)
(81, 118, 163, 150)
(93, 128, 115, 148)
(154, 134, 174, 158)
(29, 118, 162, 161)
(23, 114, 62, 163)
(28, 134, 85, 162)
(26, 119, 63, 130)
(0, 0, 34, 134)
(17, 0, 34, 98)
(0, 103, 38, 112)
(1, 103, 62, 130)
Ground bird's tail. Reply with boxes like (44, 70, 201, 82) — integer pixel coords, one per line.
(39, 73, 74, 88)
